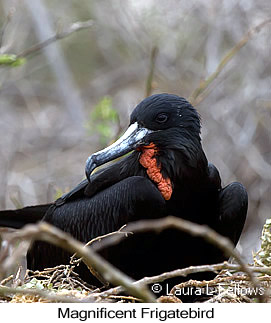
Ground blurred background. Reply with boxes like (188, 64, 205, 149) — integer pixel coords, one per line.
(0, 0, 270, 261)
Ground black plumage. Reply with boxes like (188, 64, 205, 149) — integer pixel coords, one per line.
(0, 94, 248, 298)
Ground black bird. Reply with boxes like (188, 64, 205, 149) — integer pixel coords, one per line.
(0, 94, 247, 297)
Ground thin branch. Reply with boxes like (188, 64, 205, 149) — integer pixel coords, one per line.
(108, 295, 141, 302)
(0, 274, 14, 286)
(205, 289, 242, 303)
(189, 19, 271, 106)
(70, 224, 129, 264)
(145, 46, 158, 97)
(0, 8, 15, 51)
(2, 219, 270, 302)
(17, 20, 94, 58)
(70, 225, 130, 287)
(25, 265, 96, 292)
(2, 222, 155, 303)
(0, 240, 30, 280)
(91, 216, 266, 302)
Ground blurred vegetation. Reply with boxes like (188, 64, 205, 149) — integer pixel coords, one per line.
(54, 187, 65, 200)
(254, 219, 271, 267)
(85, 96, 119, 147)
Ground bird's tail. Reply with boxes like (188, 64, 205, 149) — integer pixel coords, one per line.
(0, 204, 52, 229)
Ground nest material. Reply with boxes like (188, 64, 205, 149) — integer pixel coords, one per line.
(0, 264, 138, 303)
(1, 263, 271, 303)
(1, 218, 271, 303)
(171, 271, 271, 303)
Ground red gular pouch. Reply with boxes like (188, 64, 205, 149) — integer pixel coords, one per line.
(137, 142, 173, 200)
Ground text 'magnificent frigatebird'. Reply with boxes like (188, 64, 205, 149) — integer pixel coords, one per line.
(0, 94, 248, 296)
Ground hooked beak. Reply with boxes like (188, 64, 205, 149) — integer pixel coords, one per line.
(85, 122, 152, 181)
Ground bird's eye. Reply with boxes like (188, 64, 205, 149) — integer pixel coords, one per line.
(155, 113, 168, 123)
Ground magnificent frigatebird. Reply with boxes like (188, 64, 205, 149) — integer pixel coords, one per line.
(0, 94, 247, 296)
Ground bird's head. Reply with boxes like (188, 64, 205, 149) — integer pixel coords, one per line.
(86, 94, 205, 200)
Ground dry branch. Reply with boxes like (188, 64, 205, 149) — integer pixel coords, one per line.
(91, 216, 266, 302)
(95, 261, 271, 302)
(17, 20, 94, 58)
(0, 222, 155, 303)
(0, 8, 14, 51)
(145, 46, 158, 97)
(189, 19, 271, 106)
(1, 217, 270, 303)
(70, 224, 129, 264)
(24, 265, 95, 292)
(70, 225, 130, 287)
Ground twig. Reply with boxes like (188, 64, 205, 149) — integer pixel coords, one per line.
(26, 266, 99, 293)
(0, 275, 14, 286)
(3, 222, 155, 303)
(205, 290, 241, 303)
(17, 20, 94, 58)
(108, 295, 141, 302)
(70, 225, 130, 287)
(157, 295, 183, 303)
(90, 216, 266, 302)
(0, 239, 31, 281)
(0, 8, 15, 51)
(189, 19, 271, 106)
(95, 262, 232, 300)
(145, 46, 158, 97)
(70, 224, 129, 264)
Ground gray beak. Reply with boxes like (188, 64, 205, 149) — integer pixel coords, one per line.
(85, 122, 152, 181)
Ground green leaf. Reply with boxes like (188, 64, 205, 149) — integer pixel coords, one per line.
(54, 188, 65, 200)
(85, 96, 119, 147)
(0, 54, 26, 67)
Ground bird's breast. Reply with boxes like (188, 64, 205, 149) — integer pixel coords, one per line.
(165, 183, 220, 225)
